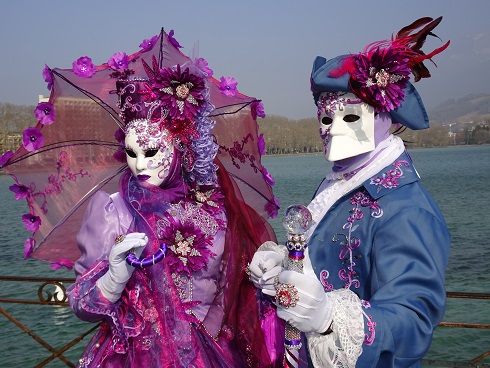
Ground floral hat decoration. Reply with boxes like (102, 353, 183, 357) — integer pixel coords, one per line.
(310, 17, 450, 130)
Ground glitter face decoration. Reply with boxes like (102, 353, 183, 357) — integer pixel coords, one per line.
(125, 120, 174, 187)
(317, 92, 375, 162)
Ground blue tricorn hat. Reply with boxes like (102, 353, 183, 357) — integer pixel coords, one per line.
(311, 55, 429, 130)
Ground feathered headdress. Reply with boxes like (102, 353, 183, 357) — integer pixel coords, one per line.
(328, 17, 450, 113)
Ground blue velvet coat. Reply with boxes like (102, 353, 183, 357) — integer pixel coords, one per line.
(307, 151, 450, 368)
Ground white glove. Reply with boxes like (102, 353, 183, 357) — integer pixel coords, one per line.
(275, 270, 333, 334)
(96, 232, 148, 303)
(249, 247, 284, 296)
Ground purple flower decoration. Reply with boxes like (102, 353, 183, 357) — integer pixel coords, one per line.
(50, 258, 74, 270)
(195, 58, 213, 77)
(152, 64, 206, 120)
(72, 56, 96, 78)
(139, 34, 158, 51)
(34, 102, 55, 125)
(265, 196, 280, 219)
(22, 213, 41, 232)
(0, 150, 13, 167)
(219, 76, 238, 97)
(257, 134, 266, 155)
(261, 166, 275, 186)
(160, 221, 215, 276)
(108, 52, 129, 70)
(251, 101, 266, 119)
(42, 65, 53, 90)
(9, 184, 29, 200)
(168, 30, 183, 49)
(22, 127, 44, 152)
(24, 237, 35, 259)
(351, 48, 411, 112)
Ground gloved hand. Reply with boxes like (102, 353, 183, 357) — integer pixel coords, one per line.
(275, 270, 333, 334)
(249, 244, 284, 296)
(96, 232, 148, 303)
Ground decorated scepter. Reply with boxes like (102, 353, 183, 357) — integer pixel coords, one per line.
(280, 204, 313, 368)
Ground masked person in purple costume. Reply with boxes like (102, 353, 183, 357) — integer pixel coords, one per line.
(67, 59, 282, 367)
(249, 17, 451, 368)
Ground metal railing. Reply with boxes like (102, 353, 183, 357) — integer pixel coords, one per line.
(421, 292, 490, 368)
(1, 276, 489, 367)
(0, 275, 98, 367)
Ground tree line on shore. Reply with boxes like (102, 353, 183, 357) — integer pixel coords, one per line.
(1, 102, 489, 155)
(258, 114, 490, 154)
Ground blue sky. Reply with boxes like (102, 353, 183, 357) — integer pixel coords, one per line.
(0, 0, 489, 119)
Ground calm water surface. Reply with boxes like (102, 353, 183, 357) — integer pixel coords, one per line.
(0, 145, 489, 366)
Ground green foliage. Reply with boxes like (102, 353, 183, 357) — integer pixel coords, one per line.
(258, 114, 490, 154)
(0, 103, 37, 152)
(258, 115, 323, 154)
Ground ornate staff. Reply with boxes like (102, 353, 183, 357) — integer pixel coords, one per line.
(280, 204, 312, 368)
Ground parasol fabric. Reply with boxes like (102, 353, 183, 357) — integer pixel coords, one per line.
(0, 28, 279, 268)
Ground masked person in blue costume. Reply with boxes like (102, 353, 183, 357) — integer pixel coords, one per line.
(249, 17, 451, 368)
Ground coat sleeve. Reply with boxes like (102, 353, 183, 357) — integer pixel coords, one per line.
(357, 206, 450, 367)
(66, 191, 132, 323)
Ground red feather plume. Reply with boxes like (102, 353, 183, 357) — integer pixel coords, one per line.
(393, 16, 450, 82)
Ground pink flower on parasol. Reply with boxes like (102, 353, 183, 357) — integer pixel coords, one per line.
(72, 56, 96, 78)
(9, 184, 29, 200)
(265, 196, 280, 219)
(108, 52, 130, 70)
(195, 58, 213, 77)
(139, 34, 158, 51)
(219, 76, 238, 97)
(42, 65, 53, 90)
(261, 166, 275, 186)
(251, 101, 266, 119)
(24, 238, 35, 259)
(34, 102, 56, 125)
(168, 29, 183, 49)
(0, 150, 13, 166)
(22, 213, 41, 232)
(22, 127, 44, 152)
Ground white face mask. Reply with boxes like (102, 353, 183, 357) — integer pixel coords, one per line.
(124, 120, 174, 187)
(317, 92, 375, 162)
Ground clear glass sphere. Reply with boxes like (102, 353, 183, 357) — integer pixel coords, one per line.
(282, 204, 312, 234)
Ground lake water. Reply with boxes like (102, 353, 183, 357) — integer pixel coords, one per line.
(0, 145, 489, 366)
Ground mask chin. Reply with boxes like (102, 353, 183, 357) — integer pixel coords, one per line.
(326, 136, 375, 162)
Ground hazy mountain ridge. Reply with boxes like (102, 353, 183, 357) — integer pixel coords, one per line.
(428, 93, 490, 124)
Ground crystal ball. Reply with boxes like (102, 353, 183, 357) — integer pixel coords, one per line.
(282, 204, 312, 234)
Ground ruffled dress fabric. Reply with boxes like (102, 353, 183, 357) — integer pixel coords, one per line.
(68, 163, 283, 367)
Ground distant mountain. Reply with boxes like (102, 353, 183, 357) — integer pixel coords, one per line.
(428, 93, 490, 124)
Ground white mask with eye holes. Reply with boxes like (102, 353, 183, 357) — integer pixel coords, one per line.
(317, 92, 375, 162)
(124, 120, 174, 187)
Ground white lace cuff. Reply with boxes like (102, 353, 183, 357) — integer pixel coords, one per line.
(306, 288, 364, 368)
